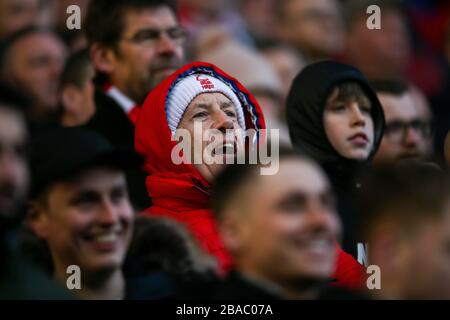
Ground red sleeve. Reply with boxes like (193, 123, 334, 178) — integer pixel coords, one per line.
(331, 243, 366, 291)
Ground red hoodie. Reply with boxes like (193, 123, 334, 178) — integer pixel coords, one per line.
(135, 61, 365, 289)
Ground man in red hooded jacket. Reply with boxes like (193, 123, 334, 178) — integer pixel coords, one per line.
(135, 62, 365, 290)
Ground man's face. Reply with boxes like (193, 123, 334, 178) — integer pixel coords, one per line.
(346, 9, 410, 79)
(5, 32, 66, 121)
(279, 0, 344, 59)
(61, 65, 96, 126)
(109, 6, 184, 103)
(225, 159, 341, 286)
(323, 87, 375, 160)
(0, 0, 39, 38)
(31, 167, 133, 276)
(393, 211, 450, 299)
(374, 92, 430, 164)
(177, 92, 243, 183)
(0, 107, 28, 218)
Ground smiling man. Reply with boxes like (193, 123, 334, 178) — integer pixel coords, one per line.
(209, 148, 352, 299)
(26, 127, 149, 299)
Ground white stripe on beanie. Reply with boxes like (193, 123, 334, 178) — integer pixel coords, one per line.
(166, 74, 246, 134)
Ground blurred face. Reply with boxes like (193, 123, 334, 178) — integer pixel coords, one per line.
(392, 211, 450, 299)
(61, 65, 96, 127)
(0, 107, 28, 219)
(31, 167, 133, 277)
(279, 0, 344, 59)
(374, 92, 431, 164)
(324, 87, 375, 160)
(178, 92, 243, 183)
(346, 9, 410, 79)
(224, 159, 341, 290)
(5, 32, 66, 120)
(0, 0, 39, 38)
(110, 6, 185, 103)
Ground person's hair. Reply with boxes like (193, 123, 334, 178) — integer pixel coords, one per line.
(328, 81, 370, 107)
(59, 48, 92, 90)
(0, 81, 30, 114)
(124, 216, 217, 279)
(0, 26, 55, 77)
(85, 0, 176, 49)
(370, 79, 409, 96)
(343, 0, 405, 31)
(355, 163, 450, 239)
(211, 146, 309, 220)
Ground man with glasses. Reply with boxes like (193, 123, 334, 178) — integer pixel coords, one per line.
(371, 79, 433, 164)
(84, 0, 186, 209)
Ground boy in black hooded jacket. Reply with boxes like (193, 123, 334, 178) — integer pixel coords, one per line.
(286, 61, 385, 264)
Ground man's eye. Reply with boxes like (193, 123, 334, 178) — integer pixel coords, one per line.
(193, 112, 208, 119)
(111, 188, 127, 204)
(225, 111, 236, 117)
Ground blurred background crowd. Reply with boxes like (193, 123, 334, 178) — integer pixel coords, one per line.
(1, 0, 450, 300)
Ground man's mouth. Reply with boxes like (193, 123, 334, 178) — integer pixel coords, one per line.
(291, 235, 335, 258)
(213, 142, 236, 156)
(82, 230, 124, 252)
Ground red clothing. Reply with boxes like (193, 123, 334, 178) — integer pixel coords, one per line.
(135, 61, 364, 289)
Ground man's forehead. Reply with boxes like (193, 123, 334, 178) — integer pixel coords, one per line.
(54, 167, 126, 191)
(123, 6, 177, 33)
(380, 92, 419, 120)
(259, 159, 329, 194)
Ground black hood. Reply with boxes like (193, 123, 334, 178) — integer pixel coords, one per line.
(286, 61, 385, 191)
(286, 60, 385, 165)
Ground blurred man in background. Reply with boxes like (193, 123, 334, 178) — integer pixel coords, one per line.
(0, 0, 40, 40)
(0, 26, 66, 125)
(59, 48, 95, 127)
(0, 82, 69, 299)
(210, 148, 366, 299)
(85, 0, 186, 209)
(372, 80, 432, 164)
(275, 0, 344, 63)
(357, 164, 450, 299)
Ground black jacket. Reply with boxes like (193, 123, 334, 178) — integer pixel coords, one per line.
(85, 89, 150, 210)
(286, 61, 385, 260)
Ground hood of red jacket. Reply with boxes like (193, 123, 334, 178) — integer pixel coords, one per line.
(135, 61, 266, 204)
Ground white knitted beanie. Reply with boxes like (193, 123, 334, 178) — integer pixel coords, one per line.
(166, 74, 246, 134)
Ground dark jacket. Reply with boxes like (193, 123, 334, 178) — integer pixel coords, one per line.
(85, 89, 150, 210)
(180, 271, 369, 300)
(286, 61, 385, 260)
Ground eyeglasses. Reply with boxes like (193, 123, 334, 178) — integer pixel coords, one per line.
(384, 119, 432, 142)
(121, 27, 187, 47)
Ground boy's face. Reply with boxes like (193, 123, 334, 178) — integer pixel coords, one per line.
(323, 87, 374, 160)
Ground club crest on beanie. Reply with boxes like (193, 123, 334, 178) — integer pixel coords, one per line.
(166, 74, 246, 134)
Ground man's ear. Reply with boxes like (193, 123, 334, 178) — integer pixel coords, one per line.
(61, 85, 80, 114)
(26, 201, 50, 240)
(90, 43, 116, 74)
(218, 211, 246, 255)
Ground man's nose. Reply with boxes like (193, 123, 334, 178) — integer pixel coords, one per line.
(212, 109, 234, 132)
(97, 200, 120, 225)
(156, 32, 179, 55)
(403, 126, 420, 146)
